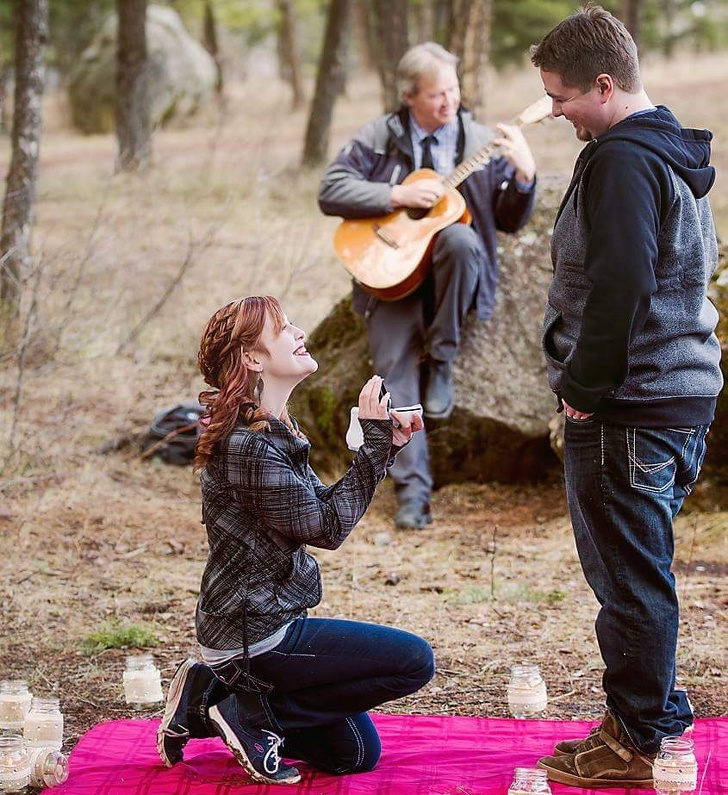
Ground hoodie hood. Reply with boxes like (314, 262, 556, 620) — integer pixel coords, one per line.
(594, 105, 715, 199)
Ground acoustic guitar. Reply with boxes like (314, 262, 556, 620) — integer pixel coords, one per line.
(332, 95, 552, 301)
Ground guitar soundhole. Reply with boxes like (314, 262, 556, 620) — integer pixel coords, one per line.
(406, 207, 430, 221)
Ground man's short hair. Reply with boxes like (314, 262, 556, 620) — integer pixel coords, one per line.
(530, 4, 641, 93)
(397, 42, 459, 102)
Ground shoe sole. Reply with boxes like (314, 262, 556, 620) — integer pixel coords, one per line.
(157, 658, 195, 767)
(208, 704, 301, 785)
(537, 760, 652, 789)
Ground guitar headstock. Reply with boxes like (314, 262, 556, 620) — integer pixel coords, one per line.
(515, 95, 553, 126)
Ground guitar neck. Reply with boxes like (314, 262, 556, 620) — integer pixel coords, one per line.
(443, 142, 499, 190)
(442, 112, 533, 190)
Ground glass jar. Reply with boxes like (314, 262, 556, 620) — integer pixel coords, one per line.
(0, 734, 31, 793)
(507, 664, 548, 719)
(653, 736, 697, 795)
(0, 681, 33, 733)
(23, 696, 64, 750)
(508, 767, 552, 794)
(28, 747, 69, 788)
(123, 654, 163, 709)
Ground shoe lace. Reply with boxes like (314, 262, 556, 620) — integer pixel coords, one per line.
(262, 730, 284, 775)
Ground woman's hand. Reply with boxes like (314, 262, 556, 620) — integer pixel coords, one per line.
(389, 408, 424, 447)
(357, 375, 391, 420)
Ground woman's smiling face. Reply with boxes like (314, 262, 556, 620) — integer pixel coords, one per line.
(256, 312, 318, 387)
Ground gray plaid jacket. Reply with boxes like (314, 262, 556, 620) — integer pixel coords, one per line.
(195, 416, 395, 650)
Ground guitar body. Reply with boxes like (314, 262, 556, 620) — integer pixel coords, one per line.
(333, 168, 470, 301)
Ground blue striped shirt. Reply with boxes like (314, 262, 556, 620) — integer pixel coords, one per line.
(410, 118, 458, 175)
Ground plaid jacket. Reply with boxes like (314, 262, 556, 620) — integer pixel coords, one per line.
(195, 416, 395, 650)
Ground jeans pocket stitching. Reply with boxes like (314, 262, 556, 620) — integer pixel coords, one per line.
(627, 429, 676, 494)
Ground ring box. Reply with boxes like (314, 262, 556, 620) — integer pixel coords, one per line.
(346, 404, 423, 451)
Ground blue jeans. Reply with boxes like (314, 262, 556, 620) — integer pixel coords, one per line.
(563, 419, 709, 753)
(209, 617, 435, 774)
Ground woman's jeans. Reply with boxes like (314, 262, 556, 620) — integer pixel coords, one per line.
(210, 617, 435, 774)
(563, 418, 709, 754)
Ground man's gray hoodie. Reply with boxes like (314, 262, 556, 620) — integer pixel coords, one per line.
(543, 104, 722, 426)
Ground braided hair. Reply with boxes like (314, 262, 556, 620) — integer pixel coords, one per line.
(195, 295, 296, 469)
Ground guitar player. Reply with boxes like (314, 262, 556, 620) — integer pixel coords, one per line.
(318, 42, 537, 530)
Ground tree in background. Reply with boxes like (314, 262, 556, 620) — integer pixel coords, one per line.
(301, 0, 352, 168)
(447, 0, 492, 116)
(0, 0, 48, 315)
(370, 0, 409, 112)
(203, 0, 223, 92)
(277, 0, 306, 110)
(621, 0, 643, 49)
(116, 0, 151, 171)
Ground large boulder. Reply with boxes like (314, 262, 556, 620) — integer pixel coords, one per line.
(68, 5, 218, 134)
(292, 178, 567, 485)
(294, 183, 728, 487)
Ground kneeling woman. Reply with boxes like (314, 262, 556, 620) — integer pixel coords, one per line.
(158, 295, 435, 784)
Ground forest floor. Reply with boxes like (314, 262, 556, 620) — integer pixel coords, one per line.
(0, 52, 726, 759)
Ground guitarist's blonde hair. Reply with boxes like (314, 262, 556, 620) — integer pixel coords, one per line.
(397, 42, 459, 103)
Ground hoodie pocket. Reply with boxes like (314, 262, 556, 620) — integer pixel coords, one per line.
(542, 303, 571, 391)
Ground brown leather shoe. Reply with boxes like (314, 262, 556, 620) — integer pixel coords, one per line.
(538, 710, 655, 788)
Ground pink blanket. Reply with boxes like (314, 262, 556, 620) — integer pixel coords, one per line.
(50, 714, 727, 794)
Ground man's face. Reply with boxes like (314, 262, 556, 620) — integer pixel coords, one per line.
(541, 69, 606, 142)
(405, 64, 460, 133)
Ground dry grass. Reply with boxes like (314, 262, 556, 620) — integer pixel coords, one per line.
(0, 53, 726, 753)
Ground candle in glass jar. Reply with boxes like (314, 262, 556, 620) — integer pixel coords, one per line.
(123, 654, 163, 708)
(0, 680, 33, 732)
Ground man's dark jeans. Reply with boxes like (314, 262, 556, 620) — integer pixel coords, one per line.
(563, 418, 709, 753)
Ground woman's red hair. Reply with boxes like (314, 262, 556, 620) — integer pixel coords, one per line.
(195, 295, 288, 470)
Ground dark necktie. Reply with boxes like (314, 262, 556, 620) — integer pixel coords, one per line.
(420, 134, 437, 171)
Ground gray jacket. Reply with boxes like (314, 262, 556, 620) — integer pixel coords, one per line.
(544, 106, 722, 426)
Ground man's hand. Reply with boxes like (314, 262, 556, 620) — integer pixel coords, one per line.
(562, 399, 593, 421)
(391, 178, 444, 209)
(493, 124, 536, 185)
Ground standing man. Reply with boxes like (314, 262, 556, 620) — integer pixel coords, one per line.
(531, 5, 722, 789)
(319, 42, 537, 530)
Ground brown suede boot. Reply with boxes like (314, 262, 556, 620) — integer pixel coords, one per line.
(538, 710, 655, 788)
(553, 723, 600, 756)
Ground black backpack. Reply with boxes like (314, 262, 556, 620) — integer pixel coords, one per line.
(141, 402, 205, 465)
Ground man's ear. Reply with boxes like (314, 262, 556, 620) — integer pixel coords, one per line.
(595, 73, 613, 99)
(243, 351, 263, 372)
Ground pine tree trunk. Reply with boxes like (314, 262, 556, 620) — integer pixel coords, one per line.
(116, 0, 151, 172)
(301, 0, 352, 168)
(0, 0, 48, 311)
(203, 0, 223, 93)
(277, 0, 306, 111)
(371, 0, 409, 113)
(620, 0, 643, 52)
(448, 0, 492, 118)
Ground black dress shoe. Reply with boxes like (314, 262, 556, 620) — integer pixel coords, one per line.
(424, 359, 453, 419)
(394, 501, 433, 530)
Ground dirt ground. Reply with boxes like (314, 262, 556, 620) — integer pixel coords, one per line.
(0, 53, 726, 759)
(0, 449, 726, 755)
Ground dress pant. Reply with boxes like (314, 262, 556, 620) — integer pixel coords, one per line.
(364, 224, 483, 507)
